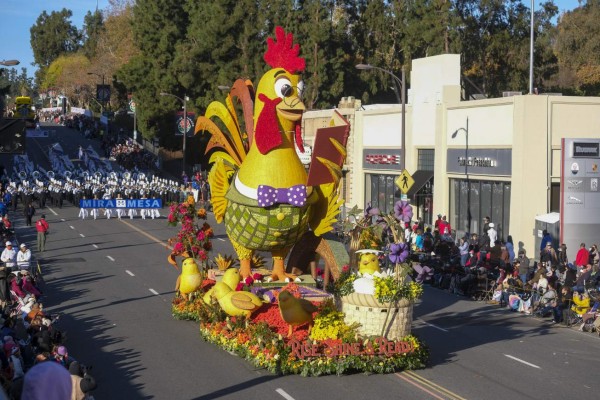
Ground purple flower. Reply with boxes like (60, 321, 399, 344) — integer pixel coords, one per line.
(394, 200, 413, 223)
(389, 242, 409, 264)
(365, 202, 380, 218)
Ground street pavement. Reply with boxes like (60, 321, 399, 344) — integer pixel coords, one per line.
(6, 122, 600, 399)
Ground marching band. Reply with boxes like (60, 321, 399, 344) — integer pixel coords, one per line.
(4, 153, 184, 221)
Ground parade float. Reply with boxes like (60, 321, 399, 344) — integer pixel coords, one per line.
(168, 26, 428, 376)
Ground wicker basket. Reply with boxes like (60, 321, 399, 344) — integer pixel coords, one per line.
(340, 293, 413, 339)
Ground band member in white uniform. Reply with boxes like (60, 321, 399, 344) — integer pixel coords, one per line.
(116, 194, 124, 220)
(90, 195, 100, 220)
(103, 191, 112, 219)
(79, 197, 89, 219)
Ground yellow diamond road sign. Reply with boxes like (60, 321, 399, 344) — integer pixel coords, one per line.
(395, 169, 415, 194)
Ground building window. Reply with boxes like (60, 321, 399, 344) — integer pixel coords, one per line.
(449, 178, 511, 241)
(365, 173, 402, 214)
(550, 183, 560, 212)
(417, 149, 435, 171)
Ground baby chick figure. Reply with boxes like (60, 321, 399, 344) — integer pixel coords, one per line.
(211, 282, 263, 318)
(356, 250, 381, 275)
(277, 290, 319, 337)
(175, 258, 202, 300)
(203, 267, 241, 305)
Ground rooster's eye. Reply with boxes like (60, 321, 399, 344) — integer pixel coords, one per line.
(297, 81, 304, 98)
(274, 78, 293, 98)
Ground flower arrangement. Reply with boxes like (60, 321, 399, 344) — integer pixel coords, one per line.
(168, 199, 429, 376)
(172, 277, 429, 376)
(373, 277, 424, 304)
(199, 317, 429, 376)
(309, 300, 359, 341)
(327, 269, 356, 298)
(167, 201, 214, 262)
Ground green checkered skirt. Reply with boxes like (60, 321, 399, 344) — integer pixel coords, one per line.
(225, 181, 311, 251)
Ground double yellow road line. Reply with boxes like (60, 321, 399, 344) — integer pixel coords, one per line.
(396, 370, 466, 400)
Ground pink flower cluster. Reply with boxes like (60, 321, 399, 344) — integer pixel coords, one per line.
(167, 201, 213, 261)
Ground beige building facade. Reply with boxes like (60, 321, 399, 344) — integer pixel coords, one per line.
(302, 54, 600, 259)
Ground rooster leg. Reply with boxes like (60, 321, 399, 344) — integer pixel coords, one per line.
(239, 259, 252, 280)
(231, 239, 254, 279)
(270, 249, 296, 281)
(287, 324, 293, 338)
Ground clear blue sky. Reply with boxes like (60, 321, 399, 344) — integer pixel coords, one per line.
(0, 0, 584, 79)
(0, 0, 109, 76)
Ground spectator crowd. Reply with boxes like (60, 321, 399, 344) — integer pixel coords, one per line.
(0, 186, 97, 399)
(398, 213, 600, 333)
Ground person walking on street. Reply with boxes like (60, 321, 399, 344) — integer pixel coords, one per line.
(24, 202, 35, 226)
(36, 215, 49, 253)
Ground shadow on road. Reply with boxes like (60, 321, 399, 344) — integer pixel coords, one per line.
(414, 286, 555, 367)
(192, 375, 280, 400)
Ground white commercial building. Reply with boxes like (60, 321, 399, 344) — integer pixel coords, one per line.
(302, 54, 600, 261)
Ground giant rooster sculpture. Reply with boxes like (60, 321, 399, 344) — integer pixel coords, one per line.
(196, 26, 347, 281)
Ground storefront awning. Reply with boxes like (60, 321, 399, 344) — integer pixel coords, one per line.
(406, 170, 434, 196)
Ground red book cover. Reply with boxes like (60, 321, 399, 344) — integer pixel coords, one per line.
(306, 110, 350, 186)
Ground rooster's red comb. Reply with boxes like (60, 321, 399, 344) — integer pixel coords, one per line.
(264, 26, 305, 73)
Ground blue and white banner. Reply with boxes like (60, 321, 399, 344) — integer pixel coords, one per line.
(80, 198, 163, 209)
(26, 130, 49, 138)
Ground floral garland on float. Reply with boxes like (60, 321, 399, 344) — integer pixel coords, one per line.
(168, 199, 428, 376)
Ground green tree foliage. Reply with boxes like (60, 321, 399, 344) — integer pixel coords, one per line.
(555, 0, 600, 94)
(453, 0, 557, 97)
(117, 0, 189, 143)
(82, 10, 105, 60)
(42, 55, 92, 107)
(0, 67, 34, 116)
(30, 0, 600, 146)
(30, 9, 81, 68)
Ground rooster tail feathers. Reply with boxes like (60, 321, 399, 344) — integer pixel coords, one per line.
(207, 159, 231, 223)
(228, 79, 255, 146)
(198, 79, 255, 167)
(198, 116, 243, 167)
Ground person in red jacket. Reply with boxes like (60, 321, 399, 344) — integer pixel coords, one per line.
(575, 242, 589, 270)
(439, 215, 452, 236)
(35, 214, 49, 252)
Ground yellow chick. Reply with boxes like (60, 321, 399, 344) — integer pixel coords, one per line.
(222, 268, 241, 290)
(357, 250, 381, 275)
(203, 267, 241, 304)
(175, 258, 202, 300)
(277, 290, 319, 337)
(211, 282, 263, 318)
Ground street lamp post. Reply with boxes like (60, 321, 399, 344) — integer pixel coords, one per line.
(356, 64, 406, 172)
(160, 92, 190, 178)
(133, 102, 137, 142)
(452, 117, 470, 235)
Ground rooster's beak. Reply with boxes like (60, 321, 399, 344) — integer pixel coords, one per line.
(276, 97, 305, 122)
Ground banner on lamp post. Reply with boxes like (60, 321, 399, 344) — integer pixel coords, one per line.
(175, 111, 195, 136)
